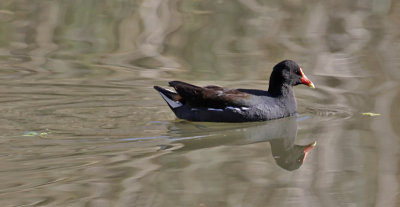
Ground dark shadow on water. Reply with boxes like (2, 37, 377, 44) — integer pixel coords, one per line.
(165, 116, 316, 171)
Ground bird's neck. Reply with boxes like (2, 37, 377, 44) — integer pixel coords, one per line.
(268, 83, 293, 97)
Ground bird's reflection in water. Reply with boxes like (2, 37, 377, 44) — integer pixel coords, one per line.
(167, 116, 316, 171)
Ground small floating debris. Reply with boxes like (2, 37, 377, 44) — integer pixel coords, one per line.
(362, 112, 381, 117)
(23, 131, 38, 136)
(23, 131, 49, 138)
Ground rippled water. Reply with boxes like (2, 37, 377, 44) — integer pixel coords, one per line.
(1, 0, 400, 206)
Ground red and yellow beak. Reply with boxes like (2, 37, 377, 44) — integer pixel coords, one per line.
(299, 67, 315, 88)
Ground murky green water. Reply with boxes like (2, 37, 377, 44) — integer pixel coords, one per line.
(0, 0, 400, 206)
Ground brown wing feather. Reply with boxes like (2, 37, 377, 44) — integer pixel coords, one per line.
(204, 85, 224, 90)
(169, 81, 250, 108)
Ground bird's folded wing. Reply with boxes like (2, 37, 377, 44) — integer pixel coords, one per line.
(169, 81, 250, 108)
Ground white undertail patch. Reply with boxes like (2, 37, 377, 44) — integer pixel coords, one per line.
(165, 88, 175, 93)
(159, 92, 183, 108)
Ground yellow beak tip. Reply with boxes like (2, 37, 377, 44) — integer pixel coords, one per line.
(309, 83, 315, 89)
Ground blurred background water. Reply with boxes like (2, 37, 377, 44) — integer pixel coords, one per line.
(0, 0, 399, 206)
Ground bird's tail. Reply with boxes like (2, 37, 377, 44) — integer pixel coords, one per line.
(153, 86, 183, 109)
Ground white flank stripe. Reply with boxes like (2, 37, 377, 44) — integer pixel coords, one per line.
(207, 108, 223, 111)
(226, 106, 242, 112)
(159, 92, 182, 108)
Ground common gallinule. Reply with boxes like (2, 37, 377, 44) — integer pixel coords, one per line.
(154, 60, 315, 122)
